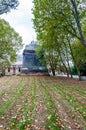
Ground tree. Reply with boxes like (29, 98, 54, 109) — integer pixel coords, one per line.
(80, 63, 86, 76)
(32, 0, 71, 76)
(32, 0, 86, 78)
(72, 40, 86, 71)
(44, 47, 59, 76)
(0, 0, 19, 15)
(0, 19, 23, 70)
(33, 0, 86, 47)
(70, 0, 86, 47)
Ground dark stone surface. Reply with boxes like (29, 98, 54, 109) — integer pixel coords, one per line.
(21, 41, 48, 74)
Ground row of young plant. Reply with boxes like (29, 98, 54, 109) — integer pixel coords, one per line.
(41, 78, 76, 129)
(57, 86, 86, 122)
(11, 77, 64, 130)
(0, 76, 86, 129)
(0, 76, 24, 100)
(10, 78, 37, 129)
(39, 80, 64, 130)
(0, 77, 29, 116)
(47, 82, 86, 128)
(42, 77, 86, 129)
(47, 77, 86, 98)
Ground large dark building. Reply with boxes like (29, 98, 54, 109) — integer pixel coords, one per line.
(21, 41, 48, 74)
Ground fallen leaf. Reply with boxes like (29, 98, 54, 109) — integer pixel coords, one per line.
(47, 115, 51, 120)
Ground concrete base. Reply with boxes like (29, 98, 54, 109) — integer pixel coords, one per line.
(20, 72, 50, 76)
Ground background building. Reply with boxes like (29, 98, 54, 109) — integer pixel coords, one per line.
(5, 55, 23, 76)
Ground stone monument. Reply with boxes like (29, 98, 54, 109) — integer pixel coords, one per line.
(21, 41, 48, 75)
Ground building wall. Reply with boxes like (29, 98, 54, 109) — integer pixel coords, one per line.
(23, 52, 41, 68)
(5, 65, 22, 75)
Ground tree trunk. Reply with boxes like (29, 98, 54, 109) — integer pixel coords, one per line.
(67, 37, 81, 80)
(63, 62, 69, 78)
(66, 59, 73, 78)
(63, 42, 73, 78)
(2, 68, 5, 76)
(70, 0, 86, 47)
(59, 54, 69, 77)
(58, 47, 70, 78)
(76, 66, 81, 80)
(52, 69, 55, 76)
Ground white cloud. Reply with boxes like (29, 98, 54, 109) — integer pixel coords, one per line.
(1, 0, 36, 47)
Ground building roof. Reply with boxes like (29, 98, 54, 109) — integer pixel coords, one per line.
(25, 41, 37, 51)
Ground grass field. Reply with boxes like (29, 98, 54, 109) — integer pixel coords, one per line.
(0, 76, 86, 130)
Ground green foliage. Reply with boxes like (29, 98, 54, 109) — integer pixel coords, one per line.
(71, 62, 86, 76)
(71, 65, 78, 75)
(80, 63, 86, 76)
(72, 40, 86, 69)
(0, 19, 23, 68)
(33, 0, 86, 46)
(0, 0, 19, 15)
(36, 45, 46, 66)
(32, 0, 86, 77)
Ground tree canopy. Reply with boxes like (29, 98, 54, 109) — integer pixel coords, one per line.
(0, 0, 19, 15)
(33, 0, 86, 47)
(32, 0, 86, 78)
(72, 40, 86, 69)
(0, 19, 23, 68)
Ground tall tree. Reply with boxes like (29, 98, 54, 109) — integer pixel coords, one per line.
(0, 0, 19, 15)
(32, 0, 86, 78)
(0, 19, 23, 68)
(72, 40, 86, 72)
(70, 0, 86, 47)
(32, 0, 70, 76)
(33, 0, 86, 47)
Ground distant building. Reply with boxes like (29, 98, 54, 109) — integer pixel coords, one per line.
(21, 41, 48, 74)
(5, 55, 23, 75)
(5, 65, 22, 75)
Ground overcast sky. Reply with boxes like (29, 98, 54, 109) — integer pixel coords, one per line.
(1, 0, 36, 47)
